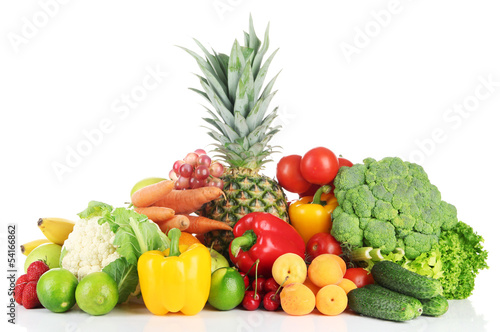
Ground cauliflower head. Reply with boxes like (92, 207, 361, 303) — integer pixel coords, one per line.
(61, 216, 121, 280)
(331, 157, 458, 259)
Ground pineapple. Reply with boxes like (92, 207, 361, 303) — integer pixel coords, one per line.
(181, 16, 289, 256)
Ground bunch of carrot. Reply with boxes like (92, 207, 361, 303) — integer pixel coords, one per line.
(131, 180, 232, 236)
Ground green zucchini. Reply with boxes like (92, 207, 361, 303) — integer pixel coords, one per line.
(371, 261, 443, 299)
(420, 295, 449, 316)
(348, 287, 422, 322)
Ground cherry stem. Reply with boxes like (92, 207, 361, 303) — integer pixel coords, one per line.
(253, 259, 260, 300)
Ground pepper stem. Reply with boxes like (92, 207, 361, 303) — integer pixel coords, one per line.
(167, 228, 182, 257)
(230, 230, 257, 257)
(312, 185, 332, 205)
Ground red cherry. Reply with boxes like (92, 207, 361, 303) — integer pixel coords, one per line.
(263, 278, 280, 294)
(252, 277, 266, 294)
(242, 291, 261, 311)
(239, 272, 250, 290)
(263, 291, 280, 311)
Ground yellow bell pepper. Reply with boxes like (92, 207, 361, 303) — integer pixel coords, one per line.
(289, 185, 338, 244)
(138, 228, 211, 316)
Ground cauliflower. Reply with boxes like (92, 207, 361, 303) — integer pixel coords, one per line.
(60, 201, 170, 303)
(61, 216, 121, 280)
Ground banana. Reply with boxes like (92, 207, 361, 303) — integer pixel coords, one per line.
(37, 217, 76, 245)
(21, 239, 51, 256)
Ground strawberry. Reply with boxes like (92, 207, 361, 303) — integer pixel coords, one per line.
(14, 283, 26, 305)
(22, 281, 41, 309)
(14, 274, 29, 305)
(27, 260, 50, 282)
(16, 274, 29, 286)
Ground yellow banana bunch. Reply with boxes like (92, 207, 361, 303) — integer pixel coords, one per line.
(20, 239, 51, 256)
(37, 217, 75, 245)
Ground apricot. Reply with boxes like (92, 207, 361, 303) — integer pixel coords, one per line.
(302, 277, 321, 296)
(280, 283, 316, 316)
(331, 255, 347, 275)
(308, 254, 344, 288)
(316, 284, 348, 316)
(337, 278, 357, 295)
(272, 253, 307, 286)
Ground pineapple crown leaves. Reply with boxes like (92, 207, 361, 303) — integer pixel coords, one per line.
(179, 15, 281, 170)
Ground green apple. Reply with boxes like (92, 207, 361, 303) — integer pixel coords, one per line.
(24, 243, 62, 272)
(209, 248, 229, 273)
(130, 177, 167, 197)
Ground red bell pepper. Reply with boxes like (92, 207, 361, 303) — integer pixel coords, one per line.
(229, 212, 305, 278)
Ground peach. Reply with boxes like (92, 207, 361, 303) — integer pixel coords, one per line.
(337, 278, 357, 295)
(272, 253, 307, 286)
(280, 283, 316, 316)
(315, 284, 348, 316)
(308, 254, 344, 288)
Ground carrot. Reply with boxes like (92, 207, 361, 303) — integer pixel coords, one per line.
(132, 180, 175, 208)
(152, 187, 224, 214)
(183, 215, 233, 234)
(156, 215, 190, 233)
(134, 206, 175, 223)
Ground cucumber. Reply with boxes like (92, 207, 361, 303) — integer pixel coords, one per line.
(348, 287, 422, 322)
(371, 261, 443, 299)
(420, 295, 449, 316)
(364, 284, 423, 316)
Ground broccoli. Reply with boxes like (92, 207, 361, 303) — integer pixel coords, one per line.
(331, 157, 487, 299)
(332, 157, 457, 258)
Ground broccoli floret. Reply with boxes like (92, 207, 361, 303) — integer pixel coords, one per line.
(331, 157, 459, 262)
(331, 207, 364, 248)
(363, 219, 397, 254)
(404, 232, 439, 259)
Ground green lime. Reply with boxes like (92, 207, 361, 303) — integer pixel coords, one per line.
(130, 177, 167, 197)
(208, 267, 245, 310)
(37, 268, 78, 313)
(75, 272, 118, 316)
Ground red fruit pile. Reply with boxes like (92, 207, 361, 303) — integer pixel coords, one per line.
(15, 260, 49, 309)
(239, 271, 283, 312)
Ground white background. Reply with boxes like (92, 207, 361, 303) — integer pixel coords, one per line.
(1, 0, 499, 331)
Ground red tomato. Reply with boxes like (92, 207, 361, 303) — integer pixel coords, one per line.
(298, 184, 321, 198)
(338, 157, 353, 168)
(276, 155, 312, 193)
(300, 147, 339, 185)
(343, 268, 374, 288)
(306, 233, 342, 260)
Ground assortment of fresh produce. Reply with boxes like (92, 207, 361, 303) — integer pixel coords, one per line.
(14, 15, 488, 324)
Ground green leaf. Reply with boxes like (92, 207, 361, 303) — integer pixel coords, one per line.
(245, 91, 277, 131)
(179, 46, 231, 109)
(252, 22, 270, 78)
(234, 58, 255, 117)
(102, 257, 139, 304)
(193, 38, 228, 86)
(254, 48, 279, 99)
(233, 111, 250, 137)
(77, 201, 113, 220)
(228, 40, 246, 102)
(248, 15, 261, 53)
(200, 79, 235, 127)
